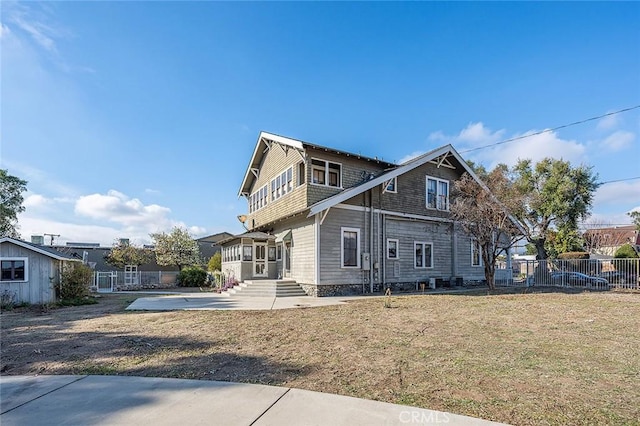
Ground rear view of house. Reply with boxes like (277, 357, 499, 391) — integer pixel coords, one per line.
(220, 132, 490, 296)
(1, 237, 80, 304)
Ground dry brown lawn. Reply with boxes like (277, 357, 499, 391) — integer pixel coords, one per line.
(1, 289, 639, 425)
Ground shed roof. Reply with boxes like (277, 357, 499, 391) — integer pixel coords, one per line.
(0, 237, 81, 261)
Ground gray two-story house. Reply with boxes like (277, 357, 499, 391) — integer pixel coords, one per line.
(220, 132, 488, 296)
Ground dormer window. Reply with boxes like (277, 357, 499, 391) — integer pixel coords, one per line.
(311, 158, 341, 188)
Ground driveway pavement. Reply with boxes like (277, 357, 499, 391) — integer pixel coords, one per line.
(0, 375, 507, 425)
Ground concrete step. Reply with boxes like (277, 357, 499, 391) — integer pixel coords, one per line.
(223, 280, 306, 297)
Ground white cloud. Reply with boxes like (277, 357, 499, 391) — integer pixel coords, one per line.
(144, 188, 162, 195)
(23, 194, 51, 208)
(597, 113, 621, 131)
(600, 130, 635, 152)
(457, 122, 505, 144)
(594, 180, 640, 206)
(75, 190, 172, 226)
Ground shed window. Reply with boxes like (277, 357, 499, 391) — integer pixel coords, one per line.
(1, 258, 27, 282)
(341, 227, 361, 268)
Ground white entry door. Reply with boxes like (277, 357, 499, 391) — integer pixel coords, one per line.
(254, 243, 268, 277)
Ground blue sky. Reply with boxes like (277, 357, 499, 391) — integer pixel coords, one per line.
(2, 1, 639, 246)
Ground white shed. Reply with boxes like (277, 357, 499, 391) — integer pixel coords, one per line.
(0, 237, 80, 305)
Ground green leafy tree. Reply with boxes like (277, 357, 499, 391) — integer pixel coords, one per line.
(544, 226, 585, 258)
(451, 167, 523, 290)
(614, 243, 639, 259)
(207, 252, 221, 272)
(150, 227, 201, 271)
(0, 169, 28, 238)
(629, 211, 640, 231)
(104, 240, 153, 268)
(511, 158, 598, 260)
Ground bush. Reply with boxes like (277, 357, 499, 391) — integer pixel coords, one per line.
(208, 252, 221, 272)
(557, 252, 590, 260)
(177, 266, 207, 287)
(57, 263, 93, 300)
(614, 244, 639, 259)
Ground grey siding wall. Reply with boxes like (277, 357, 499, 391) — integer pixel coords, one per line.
(305, 147, 388, 207)
(453, 228, 486, 281)
(0, 242, 58, 304)
(383, 217, 454, 284)
(364, 160, 464, 220)
(318, 207, 372, 286)
(246, 142, 308, 229)
(272, 216, 316, 284)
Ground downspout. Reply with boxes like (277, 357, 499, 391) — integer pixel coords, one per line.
(382, 213, 386, 289)
(315, 213, 320, 285)
(451, 222, 458, 281)
(370, 189, 374, 293)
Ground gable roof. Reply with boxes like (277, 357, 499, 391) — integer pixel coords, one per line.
(0, 237, 81, 261)
(308, 144, 473, 216)
(238, 131, 396, 197)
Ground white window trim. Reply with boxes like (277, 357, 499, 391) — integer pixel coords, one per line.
(386, 238, 399, 260)
(341, 227, 361, 269)
(0, 257, 29, 282)
(413, 242, 434, 269)
(276, 244, 282, 261)
(383, 177, 397, 194)
(425, 176, 450, 211)
(248, 184, 268, 213)
(270, 166, 294, 202)
(310, 157, 343, 189)
(471, 240, 483, 267)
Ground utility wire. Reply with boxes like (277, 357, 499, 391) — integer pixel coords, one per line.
(460, 105, 640, 154)
(598, 176, 640, 185)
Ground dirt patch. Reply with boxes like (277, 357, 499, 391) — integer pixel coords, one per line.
(2, 290, 639, 425)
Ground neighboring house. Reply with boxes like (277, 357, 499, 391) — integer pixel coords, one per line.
(197, 232, 234, 263)
(220, 131, 491, 296)
(1, 237, 80, 304)
(583, 225, 640, 257)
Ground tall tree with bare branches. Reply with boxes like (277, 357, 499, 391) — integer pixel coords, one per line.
(451, 166, 523, 289)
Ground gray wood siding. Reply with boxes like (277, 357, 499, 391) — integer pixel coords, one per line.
(454, 228, 486, 281)
(319, 207, 370, 285)
(1, 242, 58, 304)
(306, 147, 388, 207)
(272, 216, 316, 284)
(376, 160, 464, 219)
(245, 142, 308, 229)
(383, 217, 454, 283)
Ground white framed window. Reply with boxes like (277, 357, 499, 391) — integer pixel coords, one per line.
(341, 227, 360, 268)
(387, 238, 399, 259)
(414, 242, 433, 269)
(276, 244, 282, 261)
(242, 246, 253, 261)
(298, 162, 306, 186)
(268, 247, 276, 261)
(383, 177, 397, 193)
(1, 257, 28, 282)
(311, 158, 342, 188)
(426, 176, 449, 211)
(471, 240, 482, 267)
(248, 185, 268, 213)
(271, 166, 293, 201)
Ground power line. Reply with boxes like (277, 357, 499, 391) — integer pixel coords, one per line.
(460, 105, 640, 154)
(598, 176, 640, 185)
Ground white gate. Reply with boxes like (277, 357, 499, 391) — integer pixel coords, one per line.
(96, 271, 117, 293)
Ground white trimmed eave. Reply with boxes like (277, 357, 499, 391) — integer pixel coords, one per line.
(0, 238, 81, 261)
(308, 144, 457, 217)
(238, 132, 305, 197)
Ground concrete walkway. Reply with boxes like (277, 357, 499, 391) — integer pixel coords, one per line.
(0, 375, 507, 425)
(126, 292, 371, 311)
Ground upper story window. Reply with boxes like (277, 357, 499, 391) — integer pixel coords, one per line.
(426, 176, 449, 211)
(249, 185, 268, 213)
(311, 158, 341, 188)
(271, 166, 293, 201)
(383, 177, 397, 193)
(1, 258, 28, 282)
